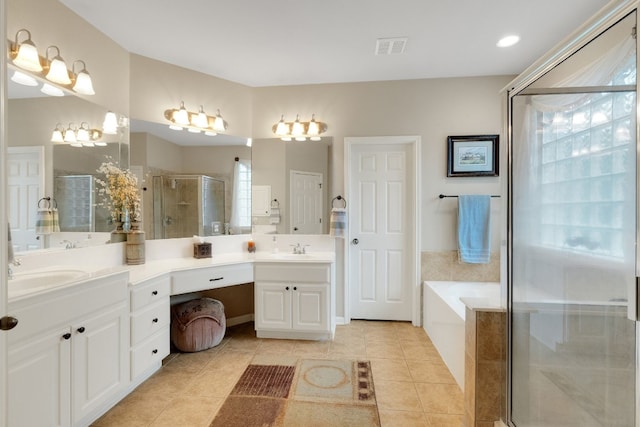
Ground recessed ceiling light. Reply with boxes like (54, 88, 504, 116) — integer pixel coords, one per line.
(497, 35, 520, 48)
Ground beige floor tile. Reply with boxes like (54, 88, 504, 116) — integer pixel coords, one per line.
(96, 320, 468, 426)
(257, 338, 297, 353)
(92, 394, 172, 426)
(366, 340, 406, 359)
(407, 359, 457, 384)
(149, 396, 224, 427)
(186, 367, 242, 398)
(401, 341, 442, 360)
(425, 413, 464, 427)
(414, 382, 464, 415)
(379, 409, 429, 427)
(375, 380, 423, 412)
(369, 358, 413, 382)
(133, 369, 197, 397)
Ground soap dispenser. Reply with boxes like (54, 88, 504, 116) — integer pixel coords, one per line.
(272, 235, 278, 254)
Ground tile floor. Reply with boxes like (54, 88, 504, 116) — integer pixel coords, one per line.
(93, 321, 463, 427)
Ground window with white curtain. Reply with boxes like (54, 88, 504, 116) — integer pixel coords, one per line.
(230, 158, 251, 232)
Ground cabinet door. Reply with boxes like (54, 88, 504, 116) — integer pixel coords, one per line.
(72, 302, 128, 423)
(8, 327, 71, 427)
(292, 284, 329, 332)
(255, 282, 291, 330)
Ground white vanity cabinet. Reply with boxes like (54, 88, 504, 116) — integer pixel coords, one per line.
(7, 272, 130, 427)
(254, 262, 335, 340)
(129, 274, 171, 381)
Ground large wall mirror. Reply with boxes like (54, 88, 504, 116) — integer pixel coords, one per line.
(129, 120, 251, 240)
(7, 73, 129, 252)
(251, 137, 332, 235)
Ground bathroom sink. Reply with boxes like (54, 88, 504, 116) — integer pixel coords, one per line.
(271, 253, 316, 260)
(10, 268, 90, 292)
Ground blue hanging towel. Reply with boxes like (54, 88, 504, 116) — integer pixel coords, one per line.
(457, 195, 491, 264)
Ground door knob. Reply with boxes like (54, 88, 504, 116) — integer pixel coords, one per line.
(77, 327, 86, 333)
(0, 316, 18, 331)
(352, 238, 359, 245)
(62, 333, 71, 340)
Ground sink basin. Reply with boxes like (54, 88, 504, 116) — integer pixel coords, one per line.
(10, 268, 90, 292)
(271, 253, 316, 260)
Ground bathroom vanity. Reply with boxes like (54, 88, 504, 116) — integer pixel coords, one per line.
(254, 256, 336, 340)
(5, 234, 336, 426)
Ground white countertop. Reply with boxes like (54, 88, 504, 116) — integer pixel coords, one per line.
(8, 249, 336, 300)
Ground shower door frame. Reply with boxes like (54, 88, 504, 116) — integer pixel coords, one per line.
(505, 1, 640, 426)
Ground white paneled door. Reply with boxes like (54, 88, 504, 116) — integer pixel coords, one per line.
(290, 170, 323, 234)
(347, 137, 418, 321)
(7, 147, 44, 252)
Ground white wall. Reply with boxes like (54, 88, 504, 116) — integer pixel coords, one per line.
(251, 76, 512, 251)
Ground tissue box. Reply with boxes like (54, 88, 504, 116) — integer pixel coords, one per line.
(193, 242, 212, 258)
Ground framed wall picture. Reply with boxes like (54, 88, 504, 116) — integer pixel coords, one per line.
(447, 134, 499, 177)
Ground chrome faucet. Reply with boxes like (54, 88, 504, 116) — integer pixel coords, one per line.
(290, 243, 310, 254)
(61, 240, 76, 249)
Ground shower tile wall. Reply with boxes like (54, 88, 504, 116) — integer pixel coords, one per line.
(54, 175, 94, 232)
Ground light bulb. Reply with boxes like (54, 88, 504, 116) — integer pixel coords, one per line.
(45, 46, 71, 85)
(213, 110, 226, 132)
(73, 69, 95, 95)
(291, 115, 304, 136)
(11, 70, 38, 86)
(173, 101, 190, 126)
(193, 105, 209, 128)
(41, 83, 64, 97)
(103, 111, 118, 134)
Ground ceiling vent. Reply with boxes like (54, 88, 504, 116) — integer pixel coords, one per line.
(375, 37, 408, 55)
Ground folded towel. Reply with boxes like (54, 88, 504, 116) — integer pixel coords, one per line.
(52, 208, 61, 232)
(329, 208, 347, 238)
(457, 195, 491, 264)
(269, 207, 281, 224)
(35, 209, 55, 235)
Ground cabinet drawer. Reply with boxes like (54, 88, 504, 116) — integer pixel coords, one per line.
(130, 275, 170, 311)
(131, 326, 170, 379)
(254, 263, 331, 283)
(131, 299, 170, 346)
(171, 263, 253, 295)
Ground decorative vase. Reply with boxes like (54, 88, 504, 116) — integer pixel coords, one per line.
(110, 221, 127, 243)
(126, 221, 146, 265)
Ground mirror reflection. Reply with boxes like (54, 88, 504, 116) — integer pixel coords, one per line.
(129, 119, 252, 239)
(7, 74, 129, 252)
(251, 137, 332, 235)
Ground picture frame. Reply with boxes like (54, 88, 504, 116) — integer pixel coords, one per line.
(447, 134, 499, 177)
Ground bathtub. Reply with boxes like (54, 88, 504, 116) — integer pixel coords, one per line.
(423, 281, 500, 391)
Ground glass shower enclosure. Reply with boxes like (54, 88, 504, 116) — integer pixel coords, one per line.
(508, 10, 637, 427)
(152, 175, 225, 239)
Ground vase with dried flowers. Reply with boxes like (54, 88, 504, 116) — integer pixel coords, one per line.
(96, 159, 145, 264)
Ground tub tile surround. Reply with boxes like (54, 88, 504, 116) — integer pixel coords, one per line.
(464, 307, 506, 427)
(421, 251, 500, 283)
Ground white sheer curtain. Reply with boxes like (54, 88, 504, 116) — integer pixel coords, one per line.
(230, 158, 250, 234)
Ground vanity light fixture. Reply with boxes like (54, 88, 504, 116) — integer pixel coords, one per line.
(71, 60, 95, 95)
(164, 103, 228, 136)
(11, 29, 43, 72)
(54, 122, 104, 146)
(272, 114, 328, 142)
(8, 28, 96, 96)
(45, 46, 72, 85)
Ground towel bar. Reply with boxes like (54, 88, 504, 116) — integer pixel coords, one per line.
(439, 194, 500, 199)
